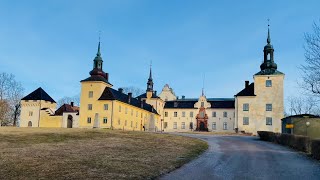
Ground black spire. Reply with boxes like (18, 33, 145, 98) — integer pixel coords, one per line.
(147, 65, 154, 92)
(260, 20, 277, 72)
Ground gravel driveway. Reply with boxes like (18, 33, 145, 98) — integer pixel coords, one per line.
(160, 134, 320, 180)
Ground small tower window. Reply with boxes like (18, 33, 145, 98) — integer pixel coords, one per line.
(88, 104, 92, 110)
(201, 102, 204, 107)
(266, 117, 272, 125)
(266, 104, 272, 111)
(243, 103, 249, 111)
(89, 91, 93, 98)
(267, 53, 271, 60)
(243, 117, 249, 125)
(266, 80, 272, 87)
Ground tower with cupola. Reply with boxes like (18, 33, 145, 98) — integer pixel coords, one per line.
(79, 40, 113, 127)
(235, 24, 284, 134)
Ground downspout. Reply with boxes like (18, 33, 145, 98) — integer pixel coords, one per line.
(38, 100, 42, 127)
(111, 100, 114, 130)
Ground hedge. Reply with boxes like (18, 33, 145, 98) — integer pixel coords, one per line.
(311, 139, 320, 160)
(257, 131, 312, 154)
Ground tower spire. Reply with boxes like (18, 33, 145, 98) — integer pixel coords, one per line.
(97, 31, 101, 56)
(267, 19, 271, 44)
(149, 61, 152, 80)
(259, 19, 277, 72)
(147, 61, 154, 92)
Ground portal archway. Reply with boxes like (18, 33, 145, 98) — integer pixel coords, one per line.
(199, 122, 205, 131)
(67, 115, 73, 128)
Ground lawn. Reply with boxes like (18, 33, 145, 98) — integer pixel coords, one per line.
(0, 128, 208, 180)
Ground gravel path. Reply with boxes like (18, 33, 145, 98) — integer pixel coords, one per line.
(160, 134, 320, 180)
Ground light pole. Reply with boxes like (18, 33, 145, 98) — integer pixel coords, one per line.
(306, 121, 310, 136)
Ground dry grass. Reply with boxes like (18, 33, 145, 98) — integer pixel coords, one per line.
(0, 127, 208, 180)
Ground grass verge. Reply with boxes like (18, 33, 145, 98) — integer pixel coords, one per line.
(0, 127, 208, 180)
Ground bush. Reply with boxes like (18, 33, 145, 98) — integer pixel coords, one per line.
(277, 133, 295, 147)
(258, 132, 310, 152)
(292, 135, 310, 153)
(257, 131, 275, 141)
(311, 139, 320, 160)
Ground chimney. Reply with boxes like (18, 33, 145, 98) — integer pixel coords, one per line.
(70, 102, 74, 107)
(182, 95, 185, 99)
(128, 92, 132, 104)
(245, 81, 249, 88)
(141, 99, 146, 108)
(154, 91, 157, 96)
(118, 88, 123, 93)
(105, 73, 109, 81)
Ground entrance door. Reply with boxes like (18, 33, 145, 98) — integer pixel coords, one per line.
(28, 121, 32, 127)
(199, 122, 205, 131)
(67, 115, 73, 128)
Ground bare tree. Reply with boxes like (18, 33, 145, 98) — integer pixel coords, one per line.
(287, 96, 319, 115)
(121, 86, 145, 97)
(57, 95, 80, 107)
(0, 100, 10, 126)
(0, 72, 24, 126)
(301, 20, 320, 96)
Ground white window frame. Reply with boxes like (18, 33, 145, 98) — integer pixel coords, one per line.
(104, 104, 108, 110)
(212, 122, 216, 130)
(223, 122, 227, 130)
(243, 117, 249, 125)
(266, 117, 272, 125)
(173, 122, 177, 129)
(88, 91, 93, 98)
(88, 104, 92, 110)
(181, 122, 185, 129)
(266, 104, 272, 111)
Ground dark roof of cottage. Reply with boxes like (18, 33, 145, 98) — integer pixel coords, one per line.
(164, 98, 235, 109)
(136, 92, 159, 99)
(235, 83, 256, 97)
(80, 76, 113, 86)
(98, 87, 158, 114)
(55, 104, 80, 116)
(21, 87, 56, 103)
(281, 114, 320, 120)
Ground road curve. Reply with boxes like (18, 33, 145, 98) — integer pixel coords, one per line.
(160, 134, 320, 180)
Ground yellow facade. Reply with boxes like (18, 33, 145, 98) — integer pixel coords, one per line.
(79, 81, 160, 131)
(20, 100, 58, 127)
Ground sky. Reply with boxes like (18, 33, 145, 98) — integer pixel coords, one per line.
(0, 0, 319, 107)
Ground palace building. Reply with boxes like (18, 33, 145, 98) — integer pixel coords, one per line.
(20, 26, 284, 135)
